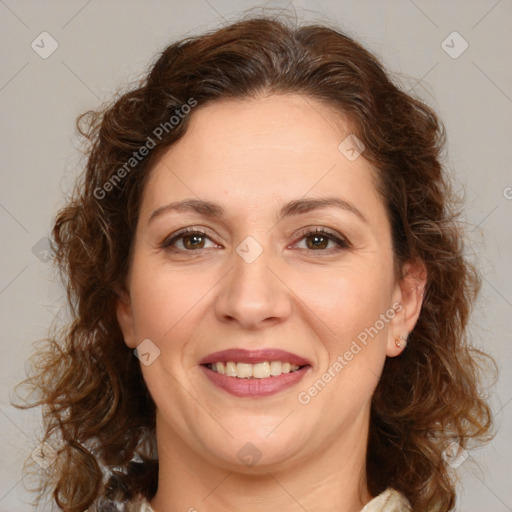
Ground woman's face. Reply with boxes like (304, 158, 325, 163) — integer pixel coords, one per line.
(117, 94, 422, 473)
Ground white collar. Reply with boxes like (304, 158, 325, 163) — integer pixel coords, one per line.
(138, 487, 411, 512)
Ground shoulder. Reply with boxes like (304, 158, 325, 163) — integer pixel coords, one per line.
(131, 488, 410, 512)
(124, 496, 154, 512)
(362, 488, 412, 512)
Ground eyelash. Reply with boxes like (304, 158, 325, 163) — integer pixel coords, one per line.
(159, 227, 350, 254)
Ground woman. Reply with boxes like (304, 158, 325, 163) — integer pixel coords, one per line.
(19, 14, 493, 512)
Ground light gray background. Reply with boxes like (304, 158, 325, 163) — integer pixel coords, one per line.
(1, 1, 510, 511)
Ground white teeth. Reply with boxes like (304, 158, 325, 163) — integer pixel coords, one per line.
(270, 361, 282, 376)
(236, 362, 253, 378)
(252, 362, 271, 378)
(225, 361, 237, 377)
(208, 361, 302, 379)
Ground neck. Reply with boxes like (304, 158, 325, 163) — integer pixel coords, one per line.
(149, 407, 372, 512)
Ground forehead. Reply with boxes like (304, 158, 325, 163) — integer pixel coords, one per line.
(168, 94, 356, 172)
(140, 94, 385, 224)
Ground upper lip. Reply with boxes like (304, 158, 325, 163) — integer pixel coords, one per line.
(199, 348, 311, 366)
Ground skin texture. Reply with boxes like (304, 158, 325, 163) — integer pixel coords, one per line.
(116, 94, 426, 512)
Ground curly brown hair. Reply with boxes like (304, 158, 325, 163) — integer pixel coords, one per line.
(16, 14, 494, 512)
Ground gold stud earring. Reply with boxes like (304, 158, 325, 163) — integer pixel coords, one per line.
(395, 335, 408, 349)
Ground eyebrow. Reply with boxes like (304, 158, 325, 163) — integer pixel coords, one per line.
(148, 197, 367, 224)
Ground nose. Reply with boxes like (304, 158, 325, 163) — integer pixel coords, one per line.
(214, 243, 292, 330)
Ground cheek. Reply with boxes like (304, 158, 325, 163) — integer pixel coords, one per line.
(295, 268, 394, 414)
(128, 256, 221, 343)
(294, 262, 394, 349)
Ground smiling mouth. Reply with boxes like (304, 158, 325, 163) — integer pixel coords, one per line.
(204, 361, 306, 379)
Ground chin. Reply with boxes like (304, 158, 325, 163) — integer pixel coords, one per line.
(198, 422, 307, 472)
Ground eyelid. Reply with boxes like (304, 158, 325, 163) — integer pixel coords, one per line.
(291, 226, 351, 250)
(159, 226, 220, 249)
(159, 225, 351, 252)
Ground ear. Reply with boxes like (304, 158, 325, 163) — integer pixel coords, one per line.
(115, 284, 138, 349)
(386, 259, 427, 357)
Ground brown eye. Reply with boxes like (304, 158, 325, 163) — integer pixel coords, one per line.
(182, 233, 206, 250)
(294, 228, 350, 253)
(305, 233, 330, 250)
(161, 229, 218, 251)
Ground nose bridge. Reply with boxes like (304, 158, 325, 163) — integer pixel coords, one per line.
(215, 236, 291, 328)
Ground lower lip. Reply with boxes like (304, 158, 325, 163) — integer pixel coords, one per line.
(200, 365, 310, 398)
